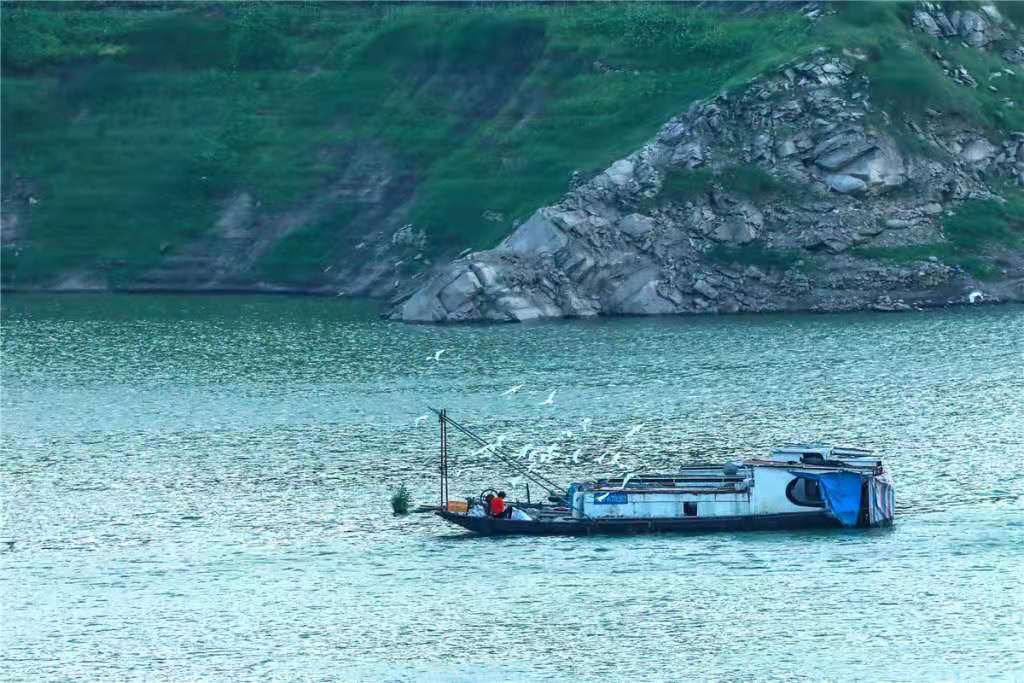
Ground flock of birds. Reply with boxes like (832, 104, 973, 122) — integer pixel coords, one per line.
(413, 347, 648, 488)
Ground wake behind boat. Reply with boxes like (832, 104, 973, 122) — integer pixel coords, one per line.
(429, 409, 895, 536)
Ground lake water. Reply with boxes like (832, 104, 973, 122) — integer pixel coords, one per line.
(2, 294, 1022, 681)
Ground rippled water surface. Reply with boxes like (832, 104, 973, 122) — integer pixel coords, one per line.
(2, 295, 1023, 681)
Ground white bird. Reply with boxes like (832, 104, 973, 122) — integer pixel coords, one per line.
(414, 415, 429, 425)
(539, 390, 557, 406)
(570, 448, 583, 465)
(623, 424, 645, 440)
(472, 434, 506, 457)
(619, 470, 642, 489)
(968, 290, 984, 304)
(517, 444, 534, 460)
(501, 384, 524, 396)
(581, 417, 592, 432)
(539, 445, 559, 464)
(596, 471, 642, 502)
(431, 349, 447, 361)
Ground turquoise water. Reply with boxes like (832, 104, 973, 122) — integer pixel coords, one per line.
(2, 295, 1022, 681)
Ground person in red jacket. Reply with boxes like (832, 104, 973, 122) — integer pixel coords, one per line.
(490, 491, 509, 517)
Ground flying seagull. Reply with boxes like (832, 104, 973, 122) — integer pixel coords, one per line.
(623, 424, 645, 440)
(539, 390, 557, 406)
(597, 470, 642, 502)
(502, 384, 524, 396)
(431, 349, 447, 361)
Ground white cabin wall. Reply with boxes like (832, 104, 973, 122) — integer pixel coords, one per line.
(751, 468, 815, 515)
(580, 492, 751, 519)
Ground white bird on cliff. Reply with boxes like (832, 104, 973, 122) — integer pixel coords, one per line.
(968, 290, 984, 304)
(431, 349, 447, 361)
(502, 384, 524, 396)
(539, 390, 557, 406)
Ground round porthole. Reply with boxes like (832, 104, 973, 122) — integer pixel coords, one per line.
(786, 477, 825, 507)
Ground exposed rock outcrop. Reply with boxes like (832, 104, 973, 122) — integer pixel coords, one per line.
(394, 52, 1024, 323)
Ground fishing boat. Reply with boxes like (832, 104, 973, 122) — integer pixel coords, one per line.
(430, 410, 895, 536)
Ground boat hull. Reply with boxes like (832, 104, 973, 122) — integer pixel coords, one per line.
(436, 510, 845, 536)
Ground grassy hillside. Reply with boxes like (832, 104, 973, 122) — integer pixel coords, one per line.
(1, 2, 1021, 288)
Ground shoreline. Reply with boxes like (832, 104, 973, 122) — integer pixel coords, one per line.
(3, 286, 1018, 323)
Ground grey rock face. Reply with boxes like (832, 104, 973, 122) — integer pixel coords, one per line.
(393, 51, 1023, 324)
(961, 138, 997, 163)
(826, 174, 868, 194)
(501, 211, 568, 254)
(618, 213, 656, 239)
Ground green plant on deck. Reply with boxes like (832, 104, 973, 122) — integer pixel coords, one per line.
(391, 483, 411, 515)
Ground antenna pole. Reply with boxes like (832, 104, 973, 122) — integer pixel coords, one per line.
(439, 408, 447, 508)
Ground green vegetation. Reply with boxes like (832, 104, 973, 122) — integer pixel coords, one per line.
(818, 2, 1024, 132)
(653, 164, 799, 206)
(708, 243, 802, 271)
(254, 204, 359, 286)
(2, 2, 1020, 287)
(852, 193, 1023, 279)
(1, 2, 807, 285)
(390, 483, 411, 515)
(656, 168, 716, 204)
(944, 194, 1024, 252)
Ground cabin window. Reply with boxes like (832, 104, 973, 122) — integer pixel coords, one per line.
(786, 477, 824, 507)
(684, 502, 698, 516)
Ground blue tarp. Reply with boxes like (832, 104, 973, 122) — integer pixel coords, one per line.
(791, 471, 863, 528)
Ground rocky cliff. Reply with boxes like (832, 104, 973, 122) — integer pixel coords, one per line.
(394, 7, 1024, 323)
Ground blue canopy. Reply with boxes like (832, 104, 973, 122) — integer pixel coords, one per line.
(790, 471, 863, 528)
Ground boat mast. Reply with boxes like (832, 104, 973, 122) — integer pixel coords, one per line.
(429, 407, 566, 496)
(439, 408, 449, 507)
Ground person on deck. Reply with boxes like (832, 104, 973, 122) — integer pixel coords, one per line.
(491, 491, 512, 518)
